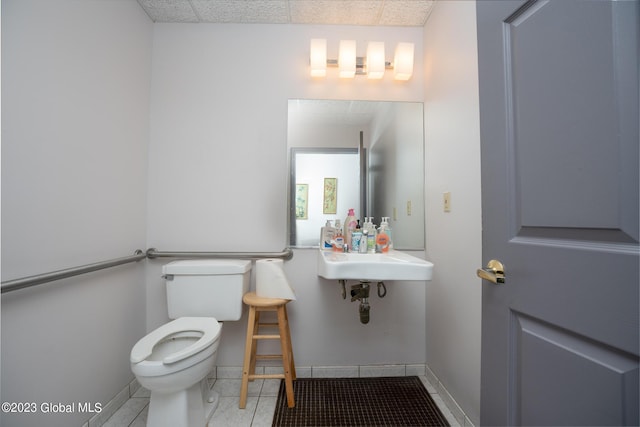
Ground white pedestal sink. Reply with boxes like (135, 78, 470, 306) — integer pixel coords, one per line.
(317, 249, 433, 281)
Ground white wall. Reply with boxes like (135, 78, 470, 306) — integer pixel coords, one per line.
(424, 1, 482, 425)
(1, 1, 152, 426)
(145, 23, 427, 368)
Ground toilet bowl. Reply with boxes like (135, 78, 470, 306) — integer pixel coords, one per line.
(130, 259, 251, 427)
(131, 317, 222, 427)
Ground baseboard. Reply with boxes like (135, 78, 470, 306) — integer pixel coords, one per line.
(84, 378, 141, 427)
(213, 363, 427, 379)
(425, 365, 474, 426)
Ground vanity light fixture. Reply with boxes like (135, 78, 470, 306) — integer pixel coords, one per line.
(393, 42, 415, 81)
(309, 39, 414, 81)
(338, 40, 357, 78)
(310, 38, 327, 77)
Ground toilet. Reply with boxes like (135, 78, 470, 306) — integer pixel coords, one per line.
(130, 259, 251, 427)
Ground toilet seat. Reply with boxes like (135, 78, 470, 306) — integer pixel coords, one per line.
(131, 317, 221, 365)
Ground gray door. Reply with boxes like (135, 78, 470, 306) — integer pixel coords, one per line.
(477, 1, 639, 425)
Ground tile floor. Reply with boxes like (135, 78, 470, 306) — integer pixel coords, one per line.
(102, 375, 461, 427)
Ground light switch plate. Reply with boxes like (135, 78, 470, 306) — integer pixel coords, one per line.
(443, 192, 451, 212)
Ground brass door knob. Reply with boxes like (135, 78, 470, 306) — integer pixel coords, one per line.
(477, 260, 505, 284)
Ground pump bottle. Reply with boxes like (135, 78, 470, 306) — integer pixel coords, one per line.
(376, 217, 392, 253)
(320, 220, 335, 251)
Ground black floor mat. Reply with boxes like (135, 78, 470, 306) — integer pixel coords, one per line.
(272, 376, 450, 426)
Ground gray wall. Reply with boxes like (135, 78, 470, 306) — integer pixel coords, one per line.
(424, 2, 482, 425)
(1, 1, 152, 426)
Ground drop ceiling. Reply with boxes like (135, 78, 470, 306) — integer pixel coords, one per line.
(136, 0, 435, 26)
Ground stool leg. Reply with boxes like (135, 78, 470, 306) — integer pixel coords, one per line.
(277, 305, 295, 408)
(240, 305, 256, 409)
(248, 310, 261, 379)
(284, 305, 296, 380)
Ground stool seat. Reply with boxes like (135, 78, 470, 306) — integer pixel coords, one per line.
(243, 292, 289, 307)
(239, 292, 296, 409)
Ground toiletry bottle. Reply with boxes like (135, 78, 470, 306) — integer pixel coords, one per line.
(382, 216, 393, 249)
(376, 217, 391, 253)
(320, 220, 335, 251)
(333, 226, 344, 252)
(351, 220, 362, 253)
(344, 208, 357, 251)
(366, 218, 377, 253)
(359, 228, 369, 253)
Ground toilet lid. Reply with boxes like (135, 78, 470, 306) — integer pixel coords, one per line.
(130, 317, 221, 365)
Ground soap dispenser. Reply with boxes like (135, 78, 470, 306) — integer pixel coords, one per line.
(376, 217, 392, 253)
(320, 220, 335, 251)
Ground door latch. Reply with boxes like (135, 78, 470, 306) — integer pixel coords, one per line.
(476, 260, 505, 284)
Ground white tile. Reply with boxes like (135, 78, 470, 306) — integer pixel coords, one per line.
(359, 364, 406, 377)
(312, 365, 359, 377)
(208, 396, 257, 427)
(216, 366, 244, 379)
(294, 366, 312, 378)
(432, 394, 461, 427)
(260, 379, 282, 396)
(251, 396, 278, 427)
(89, 386, 130, 427)
(100, 398, 149, 427)
(128, 378, 141, 397)
(406, 364, 427, 376)
(129, 404, 148, 427)
(132, 386, 150, 398)
(464, 414, 476, 426)
(418, 375, 438, 394)
(212, 378, 263, 398)
(439, 387, 467, 426)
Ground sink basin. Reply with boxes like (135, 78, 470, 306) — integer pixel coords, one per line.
(317, 250, 434, 281)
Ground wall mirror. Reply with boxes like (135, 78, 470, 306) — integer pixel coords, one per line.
(288, 99, 425, 250)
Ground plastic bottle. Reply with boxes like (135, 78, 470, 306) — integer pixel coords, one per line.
(333, 225, 344, 252)
(320, 220, 335, 251)
(365, 217, 377, 253)
(344, 208, 357, 250)
(359, 228, 369, 253)
(376, 217, 392, 253)
(383, 216, 393, 249)
(351, 220, 363, 253)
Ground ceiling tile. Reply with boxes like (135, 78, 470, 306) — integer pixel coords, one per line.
(192, 0, 290, 23)
(379, 0, 435, 26)
(136, 0, 433, 26)
(289, 0, 384, 26)
(137, 0, 199, 23)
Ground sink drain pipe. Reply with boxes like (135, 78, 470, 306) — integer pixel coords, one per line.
(339, 280, 387, 324)
(351, 282, 371, 324)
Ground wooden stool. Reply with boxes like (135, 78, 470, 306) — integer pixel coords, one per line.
(239, 292, 296, 408)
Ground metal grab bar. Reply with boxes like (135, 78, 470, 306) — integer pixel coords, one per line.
(1, 250, 147, 294)
(0, 248, 293, 294)
(1, 247, 294, 294)
(145, 247, 294, 260)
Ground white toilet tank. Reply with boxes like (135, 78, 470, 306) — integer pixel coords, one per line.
(163, 259, 251, 321)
